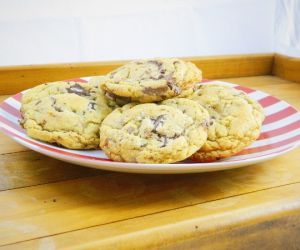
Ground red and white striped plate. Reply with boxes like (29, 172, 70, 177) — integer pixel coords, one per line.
(1, 79, 300, 174)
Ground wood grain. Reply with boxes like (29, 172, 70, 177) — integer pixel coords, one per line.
(0, 147, 299, 246)
(193, 54, 273, 79)
(0, 134, 27, 155)
(0, 54, 273, 95)
(0, 151, 103, 191)
(2, 181, 300, 249)
(0, 95, 10, 103)
(272, 54, 300, 83)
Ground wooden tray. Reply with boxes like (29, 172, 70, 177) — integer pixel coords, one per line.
(0, 54, 299, 249)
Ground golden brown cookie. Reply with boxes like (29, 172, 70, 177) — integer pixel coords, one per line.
(100, 99, 209, 163)
(101, 58, 202, 103)
(21, 81, 112, 149)
(189, 84, 265, 162)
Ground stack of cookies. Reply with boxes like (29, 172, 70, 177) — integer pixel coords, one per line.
(21, 58, 265, 164)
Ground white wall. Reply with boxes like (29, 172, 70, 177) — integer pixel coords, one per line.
(274, 0, 300, 57)
(0, 0, 275, 66)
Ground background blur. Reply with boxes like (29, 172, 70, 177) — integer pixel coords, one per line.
(0, 0, 299, 66)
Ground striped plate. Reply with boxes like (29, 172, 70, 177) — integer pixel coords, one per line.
(0, 79, 300, 174)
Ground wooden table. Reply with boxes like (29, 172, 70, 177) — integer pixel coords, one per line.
(0, 54, 300, 249)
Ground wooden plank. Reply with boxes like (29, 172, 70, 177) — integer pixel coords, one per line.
(0, 134, 27, 155)
(272, 54, 300, 83)
(0, 95, 10, 103)
(0, 61, 123, 95)
(2, 182, 300, 249)
(0, 54, 273, 95)
(0, 147, 300, 246)
(162, 213, 300, 250)
(193, 54, 273, 80)
(0, 151, 103, 191)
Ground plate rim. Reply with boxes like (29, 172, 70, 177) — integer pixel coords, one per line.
(0, 79, 300, 173)
(1, 131, 298, 173)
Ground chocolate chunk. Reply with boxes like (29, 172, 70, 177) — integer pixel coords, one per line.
(167, 82, 181, 95)
(160, 69, 166, 74)
(105, 92, 115, 100)
(157, 133, 181, 147)
(209, 116, 216, 126)
(67, 84, 90, 96)
(154, 130, 181, 147)
(40, 120, 46, 127)
(202, 120, 210, 128)
(165, 74, 181, 94)
(50, 97, 56, 105)
(54, 106, 63, 112)
(170, 133, 181, 140)
(143, 86, 169, 95)
(105, 92, 131, 106)
(88, 102, 97, 110)
(149, 74, 165, 81)
(165, 74, 175, 83)
(115, 96, 131, 106)
(159, 135, 168, 148)
(148, 60, 163, 69)
(50, 97, 58, 110)
(35, 100, 41, 106)
(193, 83, 202, 91)
(151, 115, 165, 131)
(126, 126, 135, 134)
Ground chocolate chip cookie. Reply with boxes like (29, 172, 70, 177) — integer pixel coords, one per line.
(88, 76, 121, 109)
(21, 81, 112, 149)
(189, 84, 265, 162)
(100, 99, 209, 163)
(22, 80, 107, 106)
(101, 58, 202, 103)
